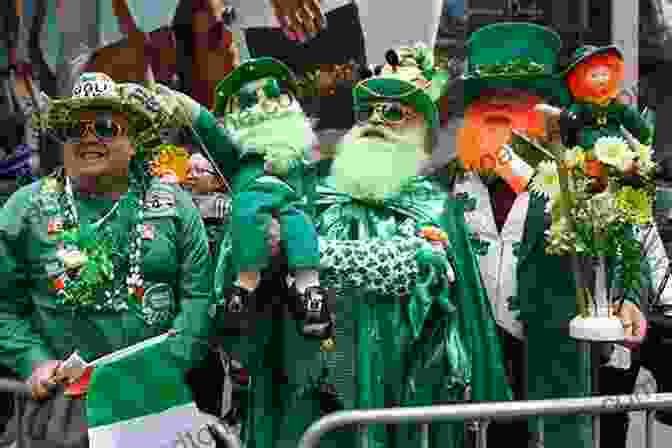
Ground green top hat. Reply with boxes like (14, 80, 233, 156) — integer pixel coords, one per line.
(213, 57, 298, 117)
(462, 22, 569, 106)
(562, 45, 623, 76)
(353, 42, 451, 132)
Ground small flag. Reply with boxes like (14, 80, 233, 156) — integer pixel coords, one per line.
(85, 332, 217, 448)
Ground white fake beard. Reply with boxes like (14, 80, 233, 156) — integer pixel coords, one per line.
(228, 110, 317, 160)
(331, 126, 427, 202)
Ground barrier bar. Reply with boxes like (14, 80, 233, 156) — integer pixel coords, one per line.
(298, 393, 672, 448)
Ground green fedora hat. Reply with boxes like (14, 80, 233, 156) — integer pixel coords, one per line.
(562, 45, 623, 76)
(213, 57, 298, 117)
(353, 42, 452, 133)
(462, 22, 570, 106)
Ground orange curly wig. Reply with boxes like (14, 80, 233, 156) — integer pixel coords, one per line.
(566, 52, 624, 103)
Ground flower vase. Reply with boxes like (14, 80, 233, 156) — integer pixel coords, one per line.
(569, 256, 625, 341)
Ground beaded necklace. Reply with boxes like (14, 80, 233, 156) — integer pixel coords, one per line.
(45, 172, 146, 311)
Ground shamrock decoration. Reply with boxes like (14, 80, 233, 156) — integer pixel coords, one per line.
(471, 58, 545, 78)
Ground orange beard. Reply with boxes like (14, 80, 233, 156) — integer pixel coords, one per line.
(457, 92, 545, 171)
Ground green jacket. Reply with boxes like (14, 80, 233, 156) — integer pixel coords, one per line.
(0, 178, 213, 379)
(569, 101, 654, 148)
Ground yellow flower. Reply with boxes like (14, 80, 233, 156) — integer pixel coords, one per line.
(593, 136, 635, 171)
(564, 147, 586, 169)
(530, 161, 561, 199)
(615, 186, 653, 225)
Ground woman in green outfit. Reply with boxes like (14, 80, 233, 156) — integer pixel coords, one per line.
(0, 72, 213, 443)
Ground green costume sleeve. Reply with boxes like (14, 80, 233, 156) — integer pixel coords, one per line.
(192, 107, 242, 181)
(168, 187, 214, 367)
(0, 187, 55, 378)
(621, 104, 653, 145)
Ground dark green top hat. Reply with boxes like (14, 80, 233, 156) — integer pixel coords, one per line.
(562, 45, 623, 76)
(462, 22, 569, 106)
(353, 43, 451, 132)
(213, 57, 298, 117)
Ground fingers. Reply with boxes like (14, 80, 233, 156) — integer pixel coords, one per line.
(273, 0, 324, 40)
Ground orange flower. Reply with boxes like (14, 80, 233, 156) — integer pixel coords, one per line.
(419, 226, 449, 242)
(584, 159, 604, 178)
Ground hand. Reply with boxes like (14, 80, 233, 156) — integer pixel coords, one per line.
(610, 302, 646, 346)
(533, 103, 563, 146)
(270, 0, 324, 39)
(27, 360, 64, 400)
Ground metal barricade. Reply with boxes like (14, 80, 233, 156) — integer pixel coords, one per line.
(298, 393, 672, 448)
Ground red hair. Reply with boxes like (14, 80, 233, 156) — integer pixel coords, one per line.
(567, 52, 624, 102)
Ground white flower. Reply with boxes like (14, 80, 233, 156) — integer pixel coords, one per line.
(530, 161, 561, 199)
(593, 136, 635, 171)
(634, 142, 656, 173)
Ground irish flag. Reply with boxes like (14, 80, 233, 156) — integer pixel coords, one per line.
(74, 332, 218, 448)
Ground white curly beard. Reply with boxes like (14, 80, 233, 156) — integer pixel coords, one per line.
(331, 126, 428, 201)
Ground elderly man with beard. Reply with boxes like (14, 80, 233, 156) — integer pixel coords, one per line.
(453, 23, 649, 448)
(310, 43, 512, 448)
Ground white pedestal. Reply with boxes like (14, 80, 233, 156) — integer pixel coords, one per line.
(569, 316, 625, 342)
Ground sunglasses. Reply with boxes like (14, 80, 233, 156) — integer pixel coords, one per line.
(355, 102, 416, 125)
(52, 118, 127, 143)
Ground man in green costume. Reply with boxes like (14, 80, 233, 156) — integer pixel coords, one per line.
(0, 72, 213, 444)
(308, 42, 512, 448)
(453, 22, 648, 448)
(162, 47, 511, 447)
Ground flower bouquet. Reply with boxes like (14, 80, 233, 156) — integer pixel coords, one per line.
(516, 118, 655, 341)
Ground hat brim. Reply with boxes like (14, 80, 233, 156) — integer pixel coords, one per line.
(462, 74, 571, 107)
(45, 96, 154, 128)
(214, 57, 298, 117)
(354, 77, 438, 131)
(562, 45, 623, 76)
